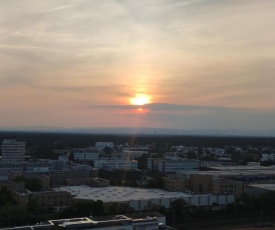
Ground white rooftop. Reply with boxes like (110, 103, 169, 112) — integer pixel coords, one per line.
(247, 183, 275, 191)
(54, 185, 194, 203)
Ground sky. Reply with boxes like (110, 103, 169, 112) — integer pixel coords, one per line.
(0, 0, 275, 132)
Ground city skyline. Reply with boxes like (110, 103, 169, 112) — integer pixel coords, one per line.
(1, 0, 275, 133)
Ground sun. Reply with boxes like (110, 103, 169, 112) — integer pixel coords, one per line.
(130, 94, 151, 106)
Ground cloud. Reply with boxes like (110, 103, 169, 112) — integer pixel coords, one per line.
(1, 0, 275, 130)
(93, 103, 253, 113)
(45, 4, 73, 13)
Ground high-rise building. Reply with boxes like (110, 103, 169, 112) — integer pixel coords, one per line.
(1, 139, 25, 164)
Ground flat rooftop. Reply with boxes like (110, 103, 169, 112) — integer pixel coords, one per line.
(1, 213, 165, 230)
(54, 185, 195, 202)
(246, 183, 275, 191)
(177, 167, 275, 178)
(210, 166, 267, 171)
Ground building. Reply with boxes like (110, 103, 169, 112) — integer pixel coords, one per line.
(14, 173, 51, 190)
(176, 165, 275, 183)
(1, 213, 170, 230)
(1, 139, 25, 164)
(244, 184, 275, 197)
(95, 142, 114, 151)
(0, 180, 25, 192)
(66, 177, 110, 187)
(120, 150, 149, 160)
(212, 179, 243, 197)
(190, 174, 213, 193)
(163, 173, 243, 197)
(0, 162, 98, 187)
(95, 159, 138, 170)
(0, 161, 52, 173)
(162, 177, 191, 191)
(147, 158, 200, 175)
(54, 185, 235, 211)
(261, 153, 275, 162)
(49, 168, 97, 186)
(12, 189, 72, 211)
(73, 148, 99, 162)
(99, 169, 143, 181)
(205, 148, 226, 157)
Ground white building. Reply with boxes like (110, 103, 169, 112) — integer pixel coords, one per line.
(0, 173, 8, 181)
(54, 185, 235, 211)
(95, 159, 137, 170)
(3, 213, 167, 230)
(1, 139, 25, 164)
(206, 148, 225, 157)
(120, 150, 148, 160)
(260, 153, 275, 162)
(73, 148, 99, 161)
(95, 142, 114, 151)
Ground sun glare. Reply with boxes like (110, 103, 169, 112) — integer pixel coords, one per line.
(130, 94, 151, 106)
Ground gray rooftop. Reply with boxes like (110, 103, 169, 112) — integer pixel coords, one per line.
(54, 185, 195, 202)
(246, 183, 275, 191)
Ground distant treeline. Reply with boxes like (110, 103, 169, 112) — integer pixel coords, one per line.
(1, 131, 275, 149)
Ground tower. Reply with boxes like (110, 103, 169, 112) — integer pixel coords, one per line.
(1, 139, 25, 164)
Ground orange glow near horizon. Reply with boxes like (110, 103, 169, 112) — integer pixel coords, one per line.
(135, 107, 150, 114)
(130, 94, 151, 106)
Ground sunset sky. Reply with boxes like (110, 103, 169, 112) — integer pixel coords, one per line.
(0, 0, 275, 132)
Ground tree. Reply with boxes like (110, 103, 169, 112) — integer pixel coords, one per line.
(14, 175, 42, 191)
(0, 187, 14, 205)
(197, 147, 204, 157)
(92, 200, 105, 216)
(68, 152, 74, 162)
(0, 204, 27, 227)
(137, 153, 147, 169)
(187, 151, 197, 159)
(170, 198, 188, 216)
(26, 198, 46, 215)
(103, 146, 112, 155)
(107, 203, 133, 215)
(59, 200, 105, 218)
(146, 177, 163, 188)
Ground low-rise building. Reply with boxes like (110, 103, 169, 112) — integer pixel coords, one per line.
(147, 158, 200, 175)
(12, 189, 72, 211)
(120, 150, 148, 160)
(66, 177, 109, 187)
(212, 179, 243, 197)
(99, 169, 143, 181)
(0, 180, 25, 192)
(95, 159, 138, 170)
(244, 183, 275, 197)
(54, 185, 235, 211)
(163, 173, 243, 197)
(95, 142, 114, 151)
(1, 212, 170, 230)
(163, 177, 191, 191)
(73, 148, 100, 162)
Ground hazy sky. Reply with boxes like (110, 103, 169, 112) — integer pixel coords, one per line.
(1, 0, 275, 131)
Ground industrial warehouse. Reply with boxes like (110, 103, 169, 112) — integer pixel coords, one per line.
(54, 185, 234, 211)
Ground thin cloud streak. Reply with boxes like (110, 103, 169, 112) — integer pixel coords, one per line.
(45, 4, 73, 12)
(93, 103, 254, 113)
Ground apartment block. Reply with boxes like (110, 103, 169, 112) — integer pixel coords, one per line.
(1, 139, 25, 164)
(12, 189, 72, 211)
